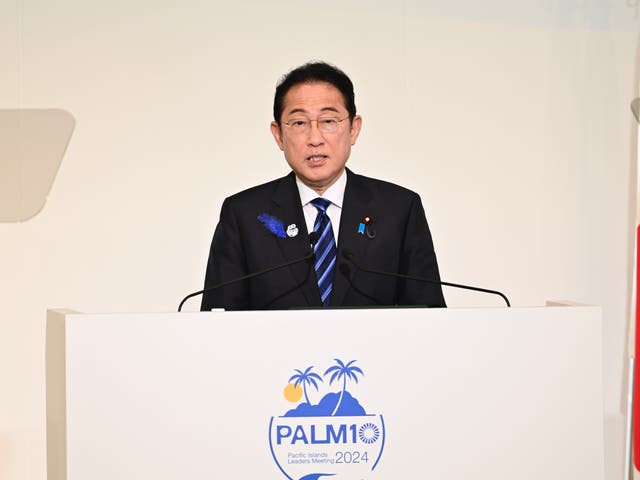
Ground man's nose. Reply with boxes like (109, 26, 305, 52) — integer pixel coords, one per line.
(307, 121, 324, 145)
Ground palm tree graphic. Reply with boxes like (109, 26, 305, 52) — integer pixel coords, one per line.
(289, 366, 323, 405)
(324, 359, 364, 416)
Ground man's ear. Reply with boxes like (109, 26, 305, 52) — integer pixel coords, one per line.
(350, 115, 362, 146)
(270, 121, 285, 151)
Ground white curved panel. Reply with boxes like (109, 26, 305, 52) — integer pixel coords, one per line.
(0, 109, 75, 222)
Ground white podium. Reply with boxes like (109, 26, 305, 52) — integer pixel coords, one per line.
(46, 306, 604, 480)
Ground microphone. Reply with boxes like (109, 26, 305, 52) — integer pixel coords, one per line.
(178, 232, 320, 312)
(342, 249, 511, 307)
(338, 263, 382, 305)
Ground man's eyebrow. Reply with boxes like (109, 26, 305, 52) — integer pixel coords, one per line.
(285, 106, 341, 117)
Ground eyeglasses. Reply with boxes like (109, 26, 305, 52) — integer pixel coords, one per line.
(283, 116, 349, 134)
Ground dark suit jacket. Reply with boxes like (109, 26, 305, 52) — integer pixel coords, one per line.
(201, 169, 446, 310)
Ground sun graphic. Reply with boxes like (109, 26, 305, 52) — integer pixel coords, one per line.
(283, 383, 303, 402)
(359, 423, 380, 444)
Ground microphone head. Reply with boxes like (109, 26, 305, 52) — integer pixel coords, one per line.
(308, 231, 320, 247)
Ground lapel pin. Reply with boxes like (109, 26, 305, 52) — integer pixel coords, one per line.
(286, 224, 299, 238)
(357, 215, 376, 238)
(363, 215, 376, 239)
(258, 213, 286, 238)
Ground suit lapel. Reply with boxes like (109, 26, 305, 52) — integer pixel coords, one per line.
(332, 169, 374, 306)
(271, 172, 322, 307)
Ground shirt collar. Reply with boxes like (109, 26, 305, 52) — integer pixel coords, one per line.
(295, 169, 347, 208)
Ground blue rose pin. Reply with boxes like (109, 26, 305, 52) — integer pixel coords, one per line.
(258, 213, 299, 239)
(258, 213, 286, 238)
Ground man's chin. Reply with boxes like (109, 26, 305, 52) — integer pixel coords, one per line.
(297, 169, 345, 195)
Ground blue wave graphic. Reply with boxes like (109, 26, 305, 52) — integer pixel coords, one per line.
(284, 391, 365, 417)
(298, 474, 335, 480)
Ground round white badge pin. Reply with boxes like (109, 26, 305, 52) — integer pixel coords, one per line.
(286, 224, 299, 238)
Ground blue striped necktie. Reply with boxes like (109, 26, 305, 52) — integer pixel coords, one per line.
(310, 198, 337, 307)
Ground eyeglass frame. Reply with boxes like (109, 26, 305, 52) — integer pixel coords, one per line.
(282, 116, 351, 134)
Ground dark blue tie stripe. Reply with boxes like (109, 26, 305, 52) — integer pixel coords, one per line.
(310, 198, 336, 307)
(315, 222, 334, 268)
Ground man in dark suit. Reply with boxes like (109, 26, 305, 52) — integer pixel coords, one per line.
(201, 62, 445, 310)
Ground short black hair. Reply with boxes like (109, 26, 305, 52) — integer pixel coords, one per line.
(273, 61, 357, 124)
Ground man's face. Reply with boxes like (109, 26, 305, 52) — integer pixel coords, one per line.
(271, 81, 362, 195)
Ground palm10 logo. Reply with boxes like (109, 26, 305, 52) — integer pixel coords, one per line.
(268, 359, 386, 480)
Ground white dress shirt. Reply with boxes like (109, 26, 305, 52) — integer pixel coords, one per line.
(295, 169, 346, 244)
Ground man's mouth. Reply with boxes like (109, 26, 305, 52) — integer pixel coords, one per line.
(307, 155, 327, 162)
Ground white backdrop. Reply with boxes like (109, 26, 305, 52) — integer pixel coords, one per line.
(1, 1, 639, 479)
